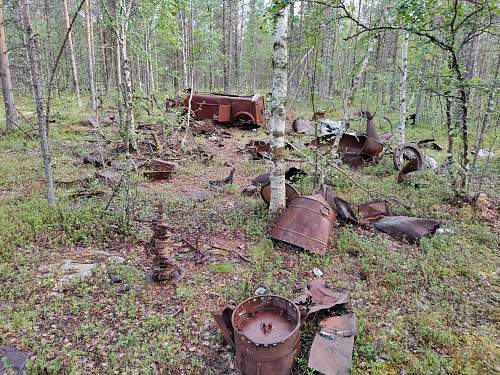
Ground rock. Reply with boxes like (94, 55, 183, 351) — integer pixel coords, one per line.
(59, 260, 98, 283)
(425, 156, 438, 170)
(313, 267, 323, 278)
(255, 287, 267, 296)
(107, 255, 126, 264)
(37, 265, 52, 274)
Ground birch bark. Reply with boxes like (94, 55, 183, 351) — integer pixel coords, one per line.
(397, 32, 409, 144)
(269, 5, 289, 214)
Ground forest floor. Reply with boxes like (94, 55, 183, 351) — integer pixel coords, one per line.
(0, 99, 499, 375)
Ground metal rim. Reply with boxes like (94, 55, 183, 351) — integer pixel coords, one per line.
(231, 295, 301, 346)
(392, 143, 424, 171)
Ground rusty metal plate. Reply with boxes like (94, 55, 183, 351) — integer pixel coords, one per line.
(398, 159, 420, 182)
(308, 313, 357, 375)
(271, 194, 335, 254)
(357, 200, 389, 222)
(365, 111, 379, 140)
(373, 216, 440, 243)
(260, 183, 300, 207)
(144, 159, 176, 181)
(293, 278, 350, 318)
(217, 104, 231, 122)
(334, 197, 358, 225)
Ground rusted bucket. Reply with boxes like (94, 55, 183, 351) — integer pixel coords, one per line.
(214, 295, 301, 375)
(271, 194, 335, 254)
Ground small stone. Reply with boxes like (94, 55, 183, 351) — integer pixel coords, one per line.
(255, 287, 267, 296)
(107, 256, 125, 264)
(313, 267, 323, 278)
(37, 265, 52, 274)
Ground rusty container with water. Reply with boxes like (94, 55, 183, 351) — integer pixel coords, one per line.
(270, 194, 335, 255)
(214, 295, 301, 375)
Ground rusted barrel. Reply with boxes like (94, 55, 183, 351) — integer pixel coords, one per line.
(232, 295, 301, 375)
(271, 194, 335, 255)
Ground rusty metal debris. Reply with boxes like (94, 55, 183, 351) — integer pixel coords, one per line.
(393, 143, 424, 171)
(312, 109, 326, 121)
(214, 295, 301, 375)
(271, 194, 336, 255)
(252, 166, 307, 186)
(147, 205, 184, 283)
(181, 92, 265, 128)
(245, 140, 271, 159)
(365, 111, 379, 140)
(83, 153, 109, 168)
(398, 159, 420, 182)
(143, 159, 176, 181)
(334, 196, 358, 225)
(292, 117, 311, 133)
(308, 313, 357, 375)
(0, 345, 30, 375)
(373, 216, 441, 243)
(357, 200, 389, 222)
(208, 167, 235, 190)
(260, 183, 300, 207)
(418, 138, 442, 151)
(293, 278, 350, 318)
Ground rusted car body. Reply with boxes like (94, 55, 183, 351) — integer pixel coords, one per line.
(183, 93, 265, 127)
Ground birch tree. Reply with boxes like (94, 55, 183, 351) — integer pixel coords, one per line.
(85, 0, 97, 110)
(269, 4, 289, 214)
(20, 0, 55, 205)
(0, 0, 17, 131)
(397, 32, 409, 144)
(63, 0, 81, 106)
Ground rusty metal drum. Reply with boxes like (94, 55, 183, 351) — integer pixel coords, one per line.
(271, 194, 335, 255)
(232, 295, 301, 375)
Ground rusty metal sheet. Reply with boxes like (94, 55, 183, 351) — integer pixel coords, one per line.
(373, 216, 441, 243)
(308, 313, 357, 375)
(334, 197, 358, 225)
(293, 278, 350, 318)
(418, 138, 442, 151)
(357, 200, 389, 222)
(213, 305, 235, 347)
(261, 183, 300, 207)
(318, 183, 336, 211)
(0, 345, 30, 375)
(271, 194, 335, 254)
(245, 140, 271, 159)
(393, 143, 424, 171)
(216, 295, 301, 375)
(217, 104, 231, 122)
(360, 137, 384, 159)
(252, 167, 307, 186)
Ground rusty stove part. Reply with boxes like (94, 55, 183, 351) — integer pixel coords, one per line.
(334, 197, 358, 225)
(215, 295, 301, 375)
(365, 111, 379, 141)
(271, 194, 335, 255)
(292, 117, 312, 133)
(0, 345, 30, 375)
(293, 278, 350, 319)
(148, 205, 185, 283)
(398, 159, 420, 182)
(337, 133, 384, 168)
(308, 313, 357, 375)
(144, 159, 176, 181)
(261, 183, 300, 207)
(373, 215, 441, 243)
(182, 92, 265, 128)
(357, 200, 390, 222)
(312, 109, 326, 121)
(393, 143, 424, 171)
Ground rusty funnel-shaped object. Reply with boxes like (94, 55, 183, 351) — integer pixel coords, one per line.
(214, 295, 301, 375)
(271, 194, 335, 254)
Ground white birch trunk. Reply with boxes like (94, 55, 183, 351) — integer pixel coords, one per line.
(84, 0, 97, 110)
(397, 32, 409, 145)
(20, 0, 55, 205)
(0, 0, 17, 130)
(269, 5, 289, 214)
(62, 0, 81, 106)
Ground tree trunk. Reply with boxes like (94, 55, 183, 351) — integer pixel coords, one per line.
(62, 0, 81, 106)
(389, 31, 399, 107)
(85, 0, 97, 110)
(397, 32, 409, 144)
(269, 5, 289, 214)
(0, 0, 17, 131)
(20, 0, 55, 205)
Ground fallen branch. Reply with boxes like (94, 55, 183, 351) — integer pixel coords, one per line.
(209, 243, 253, 264)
